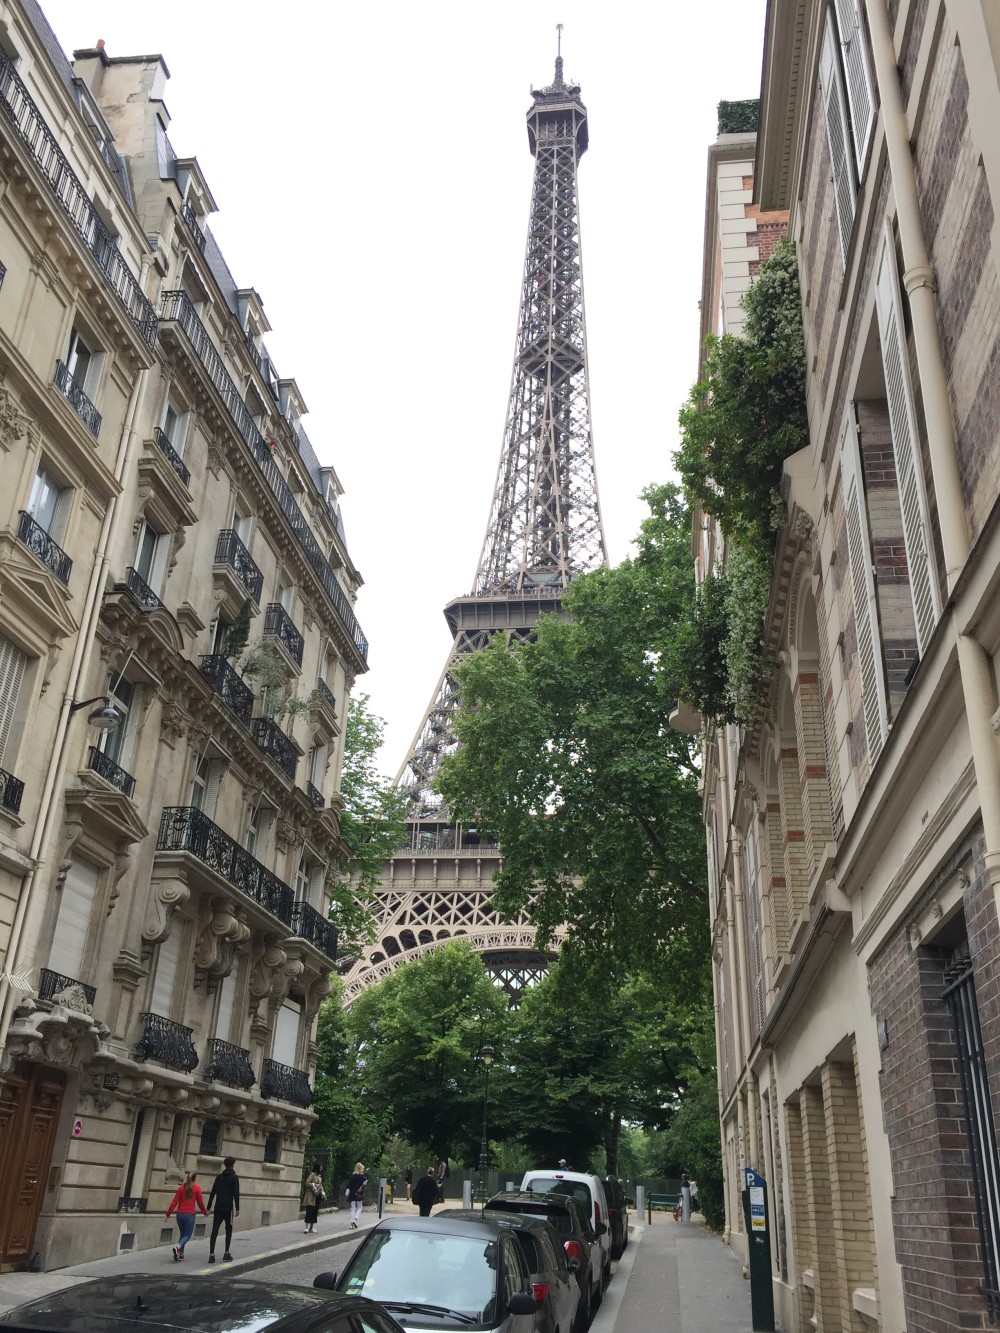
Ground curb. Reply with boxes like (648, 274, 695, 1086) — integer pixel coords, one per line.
(192, 1226, 374, 1278)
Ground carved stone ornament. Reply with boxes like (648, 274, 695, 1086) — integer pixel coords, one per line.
(159, 698, 189, 750)
(274, 818, 304, 854)
(270, 950, 306, 1002)
(2, 1000, 109, 1074)
(49, 982, 94, 1016)
(194, 898, 251, 978)
(0, 387, 27, 452)
(142, 870, 191, 945)
(249, 935, 288, 1002)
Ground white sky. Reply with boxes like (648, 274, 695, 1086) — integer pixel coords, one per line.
(43, 0, 766, 777)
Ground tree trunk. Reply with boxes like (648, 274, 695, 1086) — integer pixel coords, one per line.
(605, 1110, 622, 1176)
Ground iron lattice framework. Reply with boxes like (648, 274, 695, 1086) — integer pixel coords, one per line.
(342, 48, 604, 1006)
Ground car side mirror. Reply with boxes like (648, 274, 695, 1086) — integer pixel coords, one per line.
(595, 1222, 607, 1237)
(313, 1272, 338, 1290)
(508, 1292, 537, 1316)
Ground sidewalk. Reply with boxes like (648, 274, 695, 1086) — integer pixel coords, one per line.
(594, 1217, 762, 1333)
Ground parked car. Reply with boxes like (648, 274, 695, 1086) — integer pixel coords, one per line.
(315, 1214, 538, 1331)
(602, 1177, 629, 1259)
(437, 1209, 581, 1333)
(519, 1171, 611, 1289)
(486, 1191, 599, 1327)
(0, 1274, 405, 1333)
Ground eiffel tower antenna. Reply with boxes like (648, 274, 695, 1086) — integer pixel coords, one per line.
(343, 48, 605, 1005)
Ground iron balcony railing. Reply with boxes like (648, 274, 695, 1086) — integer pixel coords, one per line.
(215, 529, 263, 603)
(54, 360, 101, 437)
(244, 330, 264, 376)
(0, 50, 157, 350)
(306, 780, 325, 811)
(0, 261, 7, 291)
(200, 655, 254, 728)
(179, 201, 207, 254)
(251, 717, 297, 779)
(291, 901, 337, 961)
(204, 1037, 256, 1090)
(17, 511, 72, 585)
(38, 967, 96, 1007)
(153, 427, 191, 487)
(134, 1012, 199, 1072)
(117, 1197, 147, 1214)
(260, 1058, 314, 1108)
(124, 566, 164, 612)
(88, 746, 136, 798)
(158, 289, 368, 660)
(264, 603, 304, 668)
(86, 123, 130, 199)
(316, 677, 337, 717)
(0, 766, 24, 815)
(157, 806, 294, 926)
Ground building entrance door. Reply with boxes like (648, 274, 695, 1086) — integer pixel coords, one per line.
(0, 1063, 65, 1268)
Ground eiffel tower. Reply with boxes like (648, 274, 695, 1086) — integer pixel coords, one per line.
(341, 34, 607, 1006)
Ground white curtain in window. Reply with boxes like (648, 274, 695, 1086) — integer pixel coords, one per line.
(0, 634, 27, 766)
(49, 857, 99, 981)
(271, 1000, 300, 1068)
(216, 969, 237, 1043)
(151, 927, 182, 1017)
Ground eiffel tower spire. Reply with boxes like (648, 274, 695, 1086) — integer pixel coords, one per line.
(398, 40, 607, 820)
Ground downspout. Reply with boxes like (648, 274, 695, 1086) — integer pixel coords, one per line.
(864, 0, 1000, 905)
(0, 365, 149, 1055)
(732, 833, 760, 1170)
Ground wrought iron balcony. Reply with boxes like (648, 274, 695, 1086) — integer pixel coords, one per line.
(200, 655, 254, 728)
(38, 967, 96, 1008)
(244, 331, 264, 377)
(263, 603, 304, 668)
(88, 746, 136, 798)
(215, 529, 263, 603)
(157, 289, 367, 661)
(54, 360, 102, 437)
(260, 1058, 314, 1107)
(251, 717, 297, 779)
(306, 780, 325, 811)
(17, 511, 72, 584)
(180, 201, 207, 254)
(291, 901, 337, 961)
(0, 51, 157, 350)
(316, 677, 337, 718)
(0, 766, 24, 815)
(117, 1197, 147, 1214)
(204, 1037, 256, 1090)
(124, 566, 164, 612)
(153, 427, 191, 487)
(134, 1012, 199, 1072)
(157, 806, 294, 926)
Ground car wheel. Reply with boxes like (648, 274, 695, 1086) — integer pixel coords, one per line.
(574, 1285, 590, 1333)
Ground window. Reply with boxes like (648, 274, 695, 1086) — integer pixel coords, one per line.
(818, 7, 857, 264)
(169, 1113, 188, 1168)
(134, 519, 168, 595)
(151, 928, 181, 1017)
(231, 504, 252, 545)
(122, 1109, 154, 1201)
(49, 856, 99, 982)
(212, 617, 231, 656)
(271, 998, 300, 1067)
(295, 856, 314, 904)
(308, 744, 327, 790)
(190, 756, 222, 817)
(263, 1132, 280, 1164)
(215, 969, 237, 1042)
(98, 676, 139, 769)
(28, 465, 71, 542)
(833, 0, 875, 176)
(277, 580, 294, 613)
(0, 633, 28, 768)
(199, 1119, 221, 1157)
(161, 396, 190, 456)
(66, 327, 94, 393)
(502, 1236, 528, 1309)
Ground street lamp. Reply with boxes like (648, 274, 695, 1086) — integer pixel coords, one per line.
(476, 1042, 495, 1205)
(70, 696, 124, 731)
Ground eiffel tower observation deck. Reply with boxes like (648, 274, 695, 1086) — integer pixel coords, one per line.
(341, 36, 607, 1005)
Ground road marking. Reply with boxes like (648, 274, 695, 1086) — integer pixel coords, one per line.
(587, 1232, 643, 1333)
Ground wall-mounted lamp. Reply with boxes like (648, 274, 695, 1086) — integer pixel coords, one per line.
(69, 696, 123, 732)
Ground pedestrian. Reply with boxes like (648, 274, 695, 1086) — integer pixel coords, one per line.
(412, 1166, 438, 1217)
(557, 1158, 570, 1170)
(303, 1161, 326, 1233)
(165, 1172, 208, 1261)
(345, 1161, 366, 1229)
(404, 1164, 413, 1201)
(207, 1156, 240, 1262)
(435, 1159, 448, 1203)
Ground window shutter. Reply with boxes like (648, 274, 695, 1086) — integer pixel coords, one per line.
(819, 7, 858, 264)
(151, 927, 182, 1017)
(842, 411, 889, 763)
(49, 857, 100, 981)
(204, 760, 224, 820)
(215, 969, 237, 1042)
(874, 226, 941, 653)
(0, 634, 26, 766)
(834, 0, 876, 174)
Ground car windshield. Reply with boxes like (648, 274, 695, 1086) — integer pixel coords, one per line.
(527, 1180, 592, 1216)
(342, 1229, 497, 1323)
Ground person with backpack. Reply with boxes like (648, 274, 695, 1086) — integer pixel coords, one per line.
(303, 1162, 326, 1233)
(345, 1162, 366, 1228)
(165, 1172, 208, 1261)
(207, 1157, 240, 1262)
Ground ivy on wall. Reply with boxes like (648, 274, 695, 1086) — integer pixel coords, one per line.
(717, 98, 760, 135)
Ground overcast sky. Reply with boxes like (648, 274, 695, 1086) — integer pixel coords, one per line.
(44, 0, 766, 776)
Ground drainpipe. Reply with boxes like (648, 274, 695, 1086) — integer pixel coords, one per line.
(864, 0, 1000, 902)
(0, 366, 149, 1056)
(732, 833, 760, 1169)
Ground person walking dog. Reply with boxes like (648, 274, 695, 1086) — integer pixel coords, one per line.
(412, 1166, 438, 1217)
(207, 1157, 240, 1262)
(303, 1162, 326, 1233)
(165, 1172, 208, 1261)
(345, 1162, 366, 1229)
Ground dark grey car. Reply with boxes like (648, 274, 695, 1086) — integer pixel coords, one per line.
(485, 1193, 597, 1330)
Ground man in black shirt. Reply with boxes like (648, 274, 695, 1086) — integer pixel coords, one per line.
(207, 1156, 240, 1262)
(412, 1167, 438, 1217)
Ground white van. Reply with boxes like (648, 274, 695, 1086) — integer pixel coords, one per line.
(519, 1170, 613, 1291)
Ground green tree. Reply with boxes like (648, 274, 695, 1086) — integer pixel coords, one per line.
(347, 940, 509, 1161)
(222, 598, 254, 660)
(437, 484, 707, 987)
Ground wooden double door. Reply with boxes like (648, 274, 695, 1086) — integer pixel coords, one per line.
(0, 1063, 65, 1268)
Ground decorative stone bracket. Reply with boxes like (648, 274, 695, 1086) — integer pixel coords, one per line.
(142, 867, 191, 945)
(193, 897, 250, 980)
(2, 996, 109, 1075)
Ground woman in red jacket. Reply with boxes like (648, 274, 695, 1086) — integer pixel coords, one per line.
(165, 1172, 208, 1260)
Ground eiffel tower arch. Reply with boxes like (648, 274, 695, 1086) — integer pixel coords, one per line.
(340, 40, 605, 1008)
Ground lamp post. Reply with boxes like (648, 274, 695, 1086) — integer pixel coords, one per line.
(69, 696, 124, 732)
(476, 1041, 494, 1204)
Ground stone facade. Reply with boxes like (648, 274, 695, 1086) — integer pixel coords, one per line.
(699, 1, 1000, 1331)
(0, 2, 366, 1269)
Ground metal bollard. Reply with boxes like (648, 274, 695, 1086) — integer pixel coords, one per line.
(681, 1183, 691, 1224)
(378, 1179, 386, 1219)
(463, 1178, 473, 1210)
(635, 1185, 645, 1221)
